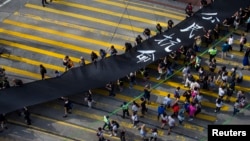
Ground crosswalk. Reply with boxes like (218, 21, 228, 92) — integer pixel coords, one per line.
(0, 0, 249, 141)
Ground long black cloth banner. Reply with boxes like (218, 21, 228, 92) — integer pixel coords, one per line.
(0, 0, 249, 114)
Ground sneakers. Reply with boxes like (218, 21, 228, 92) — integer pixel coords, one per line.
(188, 118, 193, 121)
(156, 77, 161, 80)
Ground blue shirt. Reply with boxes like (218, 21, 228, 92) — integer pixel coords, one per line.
(158, 106, 165, 114)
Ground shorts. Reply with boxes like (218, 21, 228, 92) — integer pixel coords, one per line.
(161, 120, 167, 124)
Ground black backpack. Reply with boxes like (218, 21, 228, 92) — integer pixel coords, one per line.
(243, 37, 247, 44)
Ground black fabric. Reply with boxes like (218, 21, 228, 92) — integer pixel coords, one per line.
(0, 0, 249, 114)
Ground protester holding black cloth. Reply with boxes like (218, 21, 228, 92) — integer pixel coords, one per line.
(39, 64, 47, 80)
(90, 51, 98, 62)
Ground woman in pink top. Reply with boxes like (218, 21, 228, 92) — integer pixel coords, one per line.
(188, 102, 196, 121)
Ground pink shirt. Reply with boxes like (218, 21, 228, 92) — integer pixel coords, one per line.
(188, 105, 196, 117)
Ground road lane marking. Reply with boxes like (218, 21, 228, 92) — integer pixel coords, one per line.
(3, 19, 124, 51)
(54, 0, 168, 27)
(94, 0, 185, 21)
(0, 39, 88, 64)
(13, 12, 135, 42)
(0, 28, 100, 55)
(0, 65, 48, 80)
(25, 3, 150, 34)
(8, 119, 77, 141)
(1, 54, 65, 72)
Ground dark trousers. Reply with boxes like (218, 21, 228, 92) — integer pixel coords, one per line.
(233, 108, 240, 116)
(240, 44, 244, 52)
(24, 116, 31, 125)
(42, 0, 48, 6)
(209, 54, 216, 62)
(103, 122, 111, 130)
(122, 109, 129, 118)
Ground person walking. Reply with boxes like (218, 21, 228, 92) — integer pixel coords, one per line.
(227, 34, 234, 51)
(214, 97, 223, 113)
(208, 46, 217, 62)
(0, 113, 7, 132)
(42, 0, 49, 7)
(102, 115, 111, 131)
(221, 41, 229, 59)
(39, 64, 47, 80)
(239, 33, 247, 52)
(121, 102, 129, 119)
(131, 112, 139, 128)
(140, 97, 147, 117)
(139, 124, 146, 139)
(120, 130, 126, 141)
(241, 48, 250, 70)
(160, 112, 168, 129)
(178, 105, 185, 125)
(131, 101, 140, 114)
(62, 97, 73, 118)
(23, 107, 31, 125)
(143, 84, 151, 104)
(167, 115, 175, 135)
(233, 100, 240, 116)
(157, 104, 165, 120)
(96, 127, 106, 141)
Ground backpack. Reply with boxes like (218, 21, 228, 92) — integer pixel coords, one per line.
(116, 122, 120, 128)
(243, 37, 247, 44)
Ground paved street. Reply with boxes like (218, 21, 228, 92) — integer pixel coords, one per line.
(0, 0, 249, 141)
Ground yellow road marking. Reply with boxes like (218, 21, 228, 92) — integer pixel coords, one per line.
(0, 39, 89, 64)
(46, 103, 146, 137)
(8, 119, 77, 141)
(1, 54, 65, 72)
(25, 3, 149, 34)
(3, 19, 124, 51)
(126, 83, 229, 111)
(0, 65, 48, 80)
(0, 28, 99, 55)
(31, 113, 119, 140)
(234, 40, 250, 47)
(13, 12, 134, 42)
(121, 0, 187, 17)
(93, 89, 216, 122)
(55, 0, 167, 27)
(95, 0, 185, 21)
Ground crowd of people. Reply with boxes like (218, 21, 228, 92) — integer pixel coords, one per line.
(91, 4, 250, 141)
(1, 1, 249, 140)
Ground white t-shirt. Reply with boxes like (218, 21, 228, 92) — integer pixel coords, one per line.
(132, 115, 138, 121)
(228, 37, 233, 45)
(132, 104, 138, 112)
(163, 97, 172, 105)
(218, 87, 225, 97)
(168, 116, 175, 127)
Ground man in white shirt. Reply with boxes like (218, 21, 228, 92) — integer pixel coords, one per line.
(218, 86, 225, 98)
(163, 94, 172, 108)
(167, 115, 175, 135)
(227, 34, 234, 51)
(190, 81, 200, 90)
